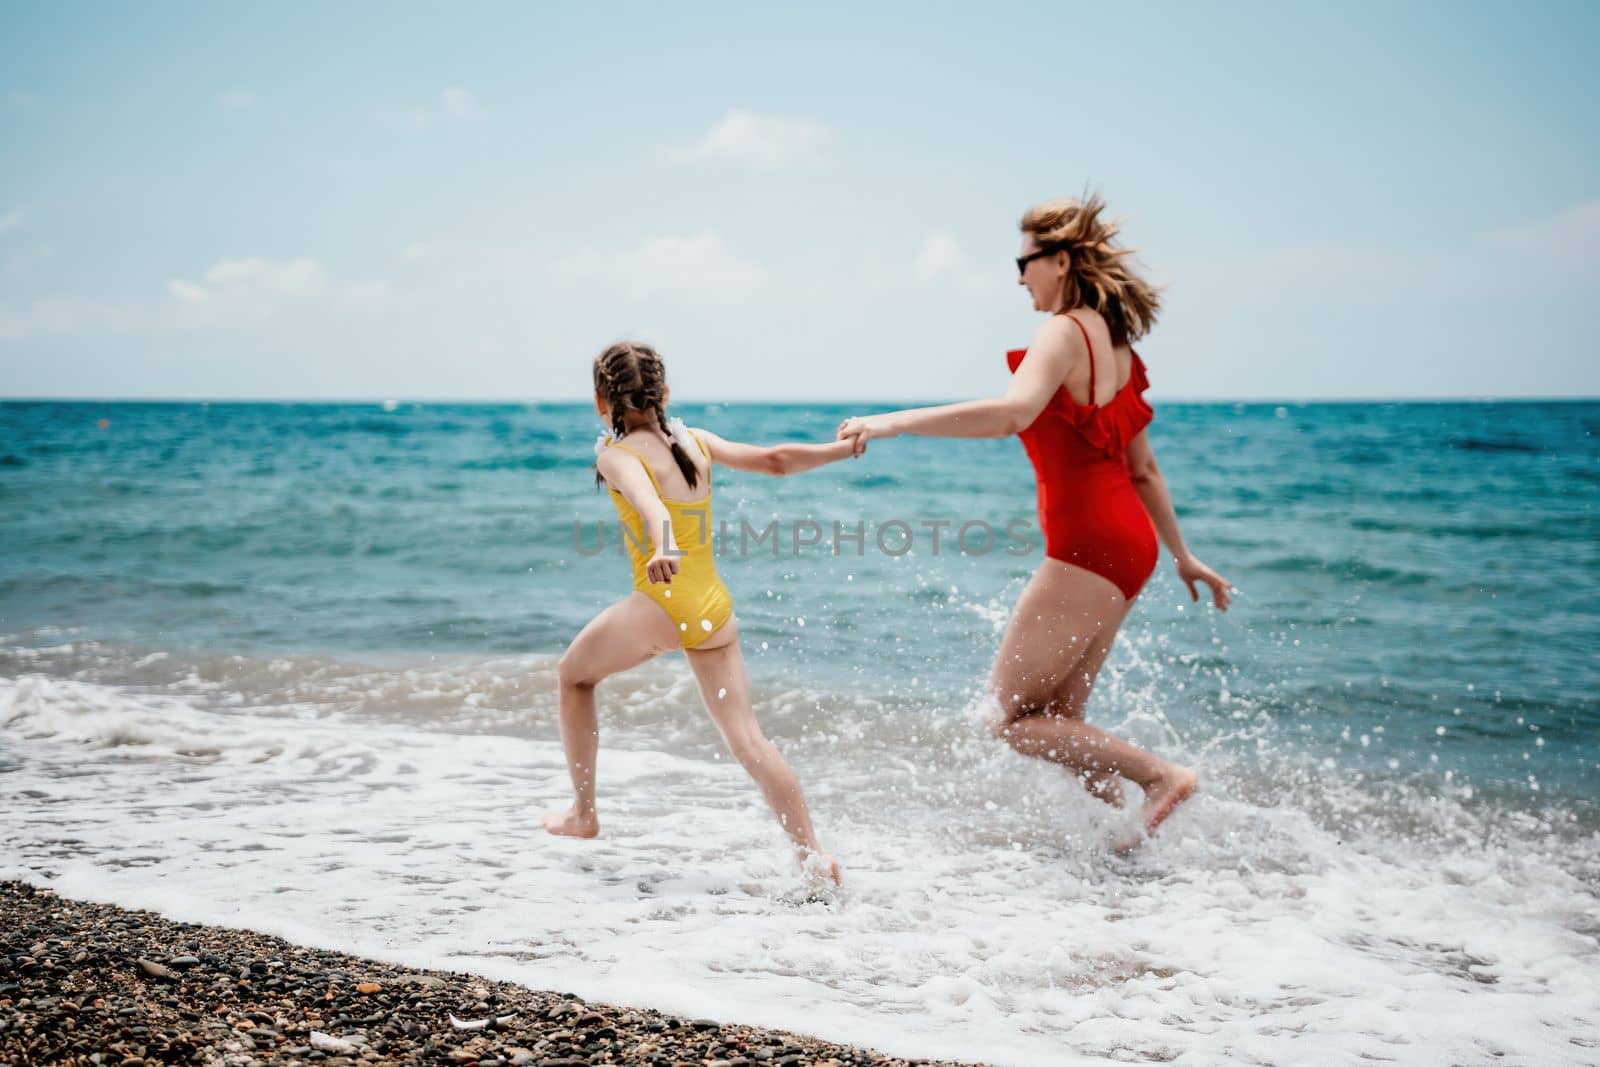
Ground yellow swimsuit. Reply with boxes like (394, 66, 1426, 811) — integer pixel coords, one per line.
(603, 431, 734, 649)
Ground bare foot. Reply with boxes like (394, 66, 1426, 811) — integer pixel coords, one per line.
(1114, 766, 1198, 854)
(800, 849, 843, 886)
(542, 807, 600, 838)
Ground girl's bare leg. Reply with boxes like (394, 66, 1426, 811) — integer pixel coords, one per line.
(685, 618, 842, 884)
(990, 560, 1197, 843)
(544, 592, 679, 838)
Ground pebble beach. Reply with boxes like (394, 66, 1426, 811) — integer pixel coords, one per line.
(0, 881, 979, 1067)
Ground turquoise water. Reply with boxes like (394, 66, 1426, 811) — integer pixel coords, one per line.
(5, 398, 1600, 1062)
(4, 399, 1596, 805)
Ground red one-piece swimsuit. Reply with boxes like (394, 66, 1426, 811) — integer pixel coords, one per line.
(1005, 314, 1159, 600)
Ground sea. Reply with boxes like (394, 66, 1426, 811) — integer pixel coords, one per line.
(2, 398, 1597, 1065)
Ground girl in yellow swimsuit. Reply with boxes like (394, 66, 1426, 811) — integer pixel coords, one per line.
(542, 341, 858, 884)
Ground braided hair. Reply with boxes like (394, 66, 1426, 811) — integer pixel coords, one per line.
(592, 341, 700, 491)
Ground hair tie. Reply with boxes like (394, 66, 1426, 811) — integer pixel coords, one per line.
(665, 415, 694, 452)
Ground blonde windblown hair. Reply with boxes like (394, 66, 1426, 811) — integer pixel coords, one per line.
(1020, 192, 1163, 347)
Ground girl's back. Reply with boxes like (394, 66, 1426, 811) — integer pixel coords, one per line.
(599, 426, 728, 647)
(601, 427, 711, 504)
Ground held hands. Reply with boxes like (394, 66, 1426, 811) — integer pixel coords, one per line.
(1176, 554, 1232, 611)
(836, 414, 894, 458)
(646, 550, 680, 585)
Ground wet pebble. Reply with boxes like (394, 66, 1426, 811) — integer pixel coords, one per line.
(0, 879, 974, 1067)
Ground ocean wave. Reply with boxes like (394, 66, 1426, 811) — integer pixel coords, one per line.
(1449, 436, 1543, 454)
(1252, 555, 1435, 585)
(843, 473, 901, 490)
(0, 574, 250, 598)
(3, 659, 1598, 1065)
(0, 675, 362, 767)
(1346, 516, 1584, 541)
(328, 417, 415, 437)
(457, 454, 576, 472)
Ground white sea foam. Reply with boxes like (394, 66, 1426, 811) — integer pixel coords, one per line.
(3, 663, 1598, 1066)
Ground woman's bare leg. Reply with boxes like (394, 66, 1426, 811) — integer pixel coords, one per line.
(1042, 617, 1128, 807)
(685, 618, 841, 883)
(544, 592, 680, 838)
(990, 560, 1197, 842)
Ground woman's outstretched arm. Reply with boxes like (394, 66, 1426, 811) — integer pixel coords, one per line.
(695, 428, 859, 477)
(1125, 429, 1233, 610)
(836, 316, 1075, 454)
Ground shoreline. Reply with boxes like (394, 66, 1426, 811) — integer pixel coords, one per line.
(0, 880, 983, 1067)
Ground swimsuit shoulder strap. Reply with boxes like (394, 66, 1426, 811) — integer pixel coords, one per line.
(603, 441, 664, 495)
(1064, 312, 1096, 399)
(684, 431, 716, 486)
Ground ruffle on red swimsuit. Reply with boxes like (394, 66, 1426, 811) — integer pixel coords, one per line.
(1006, 342, 1153, 455)
(1005, 314, 1159, 600)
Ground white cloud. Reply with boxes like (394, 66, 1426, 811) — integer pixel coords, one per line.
(0, 208, 23, 236)
(216, 88, 255, 109)
(1, 255, 391, 341)
(333, 279, 393, 314)
(1171, 199, 1600, 300)
(441, 87, 479, 119)
(0, 296, 149, 341)
(1487, 199, 1600, 269)
(166, 263, 307, 327)
(204, 256, 326, 294)
(1165, 241, 1425, 295)
(914, 231, 966, 282)
(170, 256, 326, 309)
(164, 256, 386, 327)
(907, 231, 996, 294)
(400, 240, 433, 265)
(670, 108, 827, 169)
(558, 233, 766, 304)
(399, 87, 483, 132)
(167, 280, 206, 304)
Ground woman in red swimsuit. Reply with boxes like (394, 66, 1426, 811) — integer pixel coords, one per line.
(838, 194, 1232, 846)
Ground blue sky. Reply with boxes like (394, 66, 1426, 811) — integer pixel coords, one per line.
(1, 2, 1596, 401)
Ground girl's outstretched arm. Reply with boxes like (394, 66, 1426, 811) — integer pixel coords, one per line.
(596, 448, 680, 583)
(694, 427, 859, 477)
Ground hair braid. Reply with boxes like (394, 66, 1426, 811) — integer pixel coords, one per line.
(590, 341, 700, 492)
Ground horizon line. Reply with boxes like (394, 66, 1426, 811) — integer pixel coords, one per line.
(1, 394, 1597, 406)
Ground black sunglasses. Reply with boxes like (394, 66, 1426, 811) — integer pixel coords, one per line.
(1015, 248, 1055, 276)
